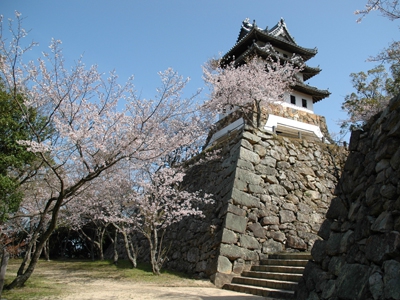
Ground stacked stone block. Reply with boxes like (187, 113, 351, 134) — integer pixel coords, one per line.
(162, 119, 346, 286)
(163, 132, 242, 277)
(213, 125, 346, 286)
(265, 105, 332, 141)
(297, 94, 400, 300)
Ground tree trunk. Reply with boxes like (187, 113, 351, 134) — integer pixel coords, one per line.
(62, 229, 71, 258)
(98, 227, 106, 261)
(0, 248, 9, 298)
(6, 236, 44, 289)
(17, 246, 30, 276)
(43, 239, 50, 261)
(150, 247, 160, 275)
(90, 230, 95, 261)
(79, 228, 103, 261)
(127, 235, 137, 265)
(120, 229, 137, 268)
(7, 195, 64, 289)
(149, 228, 160, 275)
(17, 231, 39, 276)
(256, 100, 262, 128)
(112, 229, 118, 265)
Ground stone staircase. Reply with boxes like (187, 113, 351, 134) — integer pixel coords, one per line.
(223, 252, 311, 299)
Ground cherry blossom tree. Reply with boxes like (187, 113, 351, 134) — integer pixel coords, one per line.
(128, 165, 212, 275)
(356, 0, 400, 21)
(65, 210, 110, 261)
(62, 158, 213, 275)
(341, 1, 400, 135)
(340, 65, 392, 132)
(91, 167, 140, 268)
(369, 41, 400, 96)
(60, 166, 135, 262)
(1, 13, 211, 289)
(12, 176, 55, 272)
(203, 56, 299, 127)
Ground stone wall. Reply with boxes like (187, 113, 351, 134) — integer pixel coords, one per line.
(212, 124, 347, 286)
(296, 94, 400, 300)
(205, 104, 333, 147)
(163, 132, 242, 277)
(265, 105, 332, 141)
(162, 118, 347, 287)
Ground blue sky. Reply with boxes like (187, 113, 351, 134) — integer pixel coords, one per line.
(2, 0, 399, 141)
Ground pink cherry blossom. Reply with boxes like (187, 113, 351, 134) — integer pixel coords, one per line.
(1, 15, 212, 287)
(203, 56, 300, 127)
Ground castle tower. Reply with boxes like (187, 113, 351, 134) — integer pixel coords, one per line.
(160, 18, 347, 291)
(208, 18, 332, 147)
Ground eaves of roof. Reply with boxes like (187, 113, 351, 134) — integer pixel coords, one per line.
(302, 65, 321, 81)
(223, 26, 317, 63)
(223, 43, 321, 81)
(293, 82, 330, 103)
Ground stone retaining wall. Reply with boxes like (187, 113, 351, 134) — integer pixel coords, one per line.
(265, 105, 332, 141)
(163, 133, 242, 278)
(163, 118, 347, 287)
(296, 94, 400, 300)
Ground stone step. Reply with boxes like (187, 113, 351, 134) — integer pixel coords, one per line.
(260, 258, 309, 267)
(232, 277, 299, 291)
(223, 252, 311, 299)
(242, 270, 303, 282)
(223, 283, 295, 299)
(268, 253, 312, 260)
(252, 265, 305, 274)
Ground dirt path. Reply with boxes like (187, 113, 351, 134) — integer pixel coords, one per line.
(49, 279, 266, 300)
(36, 263, 268, 300)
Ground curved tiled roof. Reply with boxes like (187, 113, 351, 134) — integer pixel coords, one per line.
(223, 43, 321, 81)
(302, 65, 321, 81)
(225, 19, 317, 63)
(221, 18, 329, 103)
(293, 82, 330, 103)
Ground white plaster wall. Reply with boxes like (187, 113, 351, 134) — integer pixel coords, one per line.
(206, 118, 245, 148)
(284, 91, 314, 112)
(264, 114, 323, 139)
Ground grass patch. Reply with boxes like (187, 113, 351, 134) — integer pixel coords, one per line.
(3, 260, 64, 300)
(2, 259, 197, 299)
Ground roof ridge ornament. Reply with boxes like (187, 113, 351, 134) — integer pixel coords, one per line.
(222, 18, 329, 103)
(228, 18, 318, 63)
(242, 18, 252, 28)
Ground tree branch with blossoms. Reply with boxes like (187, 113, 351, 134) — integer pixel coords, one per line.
(355, 0, 400, 22)
(203, 56, 299, 128)
(128, 165, 213, 275)
(1, 13, 212, 289)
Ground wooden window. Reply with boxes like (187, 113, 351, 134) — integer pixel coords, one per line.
(290, 95, 296, 105)
(302, 99, 307, 108)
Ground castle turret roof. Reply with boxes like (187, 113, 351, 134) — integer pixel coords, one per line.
(294, 82, 330, 103)
(221, 18, 329, 103)
(225, 18, 317, 63)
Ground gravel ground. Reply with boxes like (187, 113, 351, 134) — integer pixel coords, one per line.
(46, 278, 267, 300)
